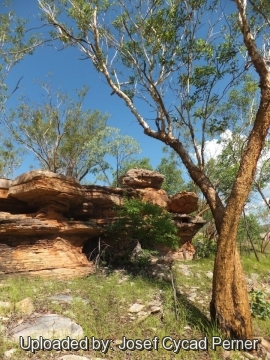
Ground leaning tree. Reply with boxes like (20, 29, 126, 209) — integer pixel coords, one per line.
(38, 0, 270, 339)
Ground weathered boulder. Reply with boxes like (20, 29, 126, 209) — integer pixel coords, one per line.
(9, 170, 83, 213)
(120, 169, 164, 189)
(67, 185, 137, 219)
(10, 313, 84, 340)
(82, 185, 124, 206)
(66, 201, 94, 219)
(0, 172, 103, 279)
(136, 187, 169, 208)
(169, 191, 198, 214)
(173, 214, 206, 244)
(0, 179, 11, 189)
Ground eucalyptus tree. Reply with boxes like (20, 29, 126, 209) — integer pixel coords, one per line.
(94, 128, 142, 186)
(0, 136, 22, 178)
(6, 84, 111, 181)
(38, 0, 270, 339)
(0, 4, 41, 177)
(0, 6, 35, 102)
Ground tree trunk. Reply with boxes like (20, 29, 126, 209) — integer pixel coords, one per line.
(211, 234, 252, 339)
(210, 88, 270, 339)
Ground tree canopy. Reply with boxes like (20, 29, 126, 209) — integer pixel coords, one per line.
(5, 83, 111, 181)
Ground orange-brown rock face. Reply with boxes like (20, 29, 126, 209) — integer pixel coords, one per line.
(67, 185, 136, 219)
(9, 170, 83, 213)
(120, 169, 165, 189)
(172, 214, 206, 245)
(0, 213, 101, 238)
(168, 191, 198, 214)
(0, 238, 95, 279)
(0, 169, 206, 278)
(0, 171, 101, 279)
(136, 188, 169, 208)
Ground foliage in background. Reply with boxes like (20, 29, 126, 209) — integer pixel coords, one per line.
(112, 157, 153, 186)
(156, 147, 186, 195)
(207, 76, 270, 210)
(5, 83, 113, 181)
(193, 233, 217, 259)
(0, 3, 40, 107)
(0, 2, 42, 178)
(0, 136, 22, 178)
(93, 128, 142, 186)
(249, 289, 270, 320)
(106, 197, 179, 250)
(237, 213, 261, 245)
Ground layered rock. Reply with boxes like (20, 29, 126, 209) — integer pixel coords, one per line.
(9, 170, 83, 215)
(168, 191, 198, 214)
(0, 171, 100, 279)
(0, 169, 206, 278)
(173, 214, 206, 244)
(136, 188, 169, 208)
(0, 238, 95, 279)
(120, 169, 164, 189)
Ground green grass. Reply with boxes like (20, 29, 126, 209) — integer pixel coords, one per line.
(0, 254, 269, 359)
(242, 252, 270, 277)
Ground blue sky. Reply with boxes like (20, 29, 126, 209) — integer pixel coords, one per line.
(1, 0, 267, 206)
(2, 0, 172, 181)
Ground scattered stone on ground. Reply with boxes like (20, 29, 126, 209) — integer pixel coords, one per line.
(0, 301, 11, 308)
(10, 313, 84, 340)
(49, 294, 75, 303)
(205, 271, 213, 279)
(128, 303, 145, 313)
(15, 297, 34, 315)
(3, 348, 16, 358)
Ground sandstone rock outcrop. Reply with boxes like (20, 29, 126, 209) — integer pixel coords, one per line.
(120, 169, 164, 189)
(9, 170, 83, 214)
(0, 169, 206, 278)
(136, 187, 169, 208)
(0, 171, 100, 279)
(168, 191, 198, 214)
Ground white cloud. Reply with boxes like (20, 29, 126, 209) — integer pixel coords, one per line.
(202, 130, 233, 161)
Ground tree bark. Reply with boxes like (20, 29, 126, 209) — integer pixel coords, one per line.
(210, 87, 270, 339)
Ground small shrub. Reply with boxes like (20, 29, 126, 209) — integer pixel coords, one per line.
(106, 197, 179, 250)
(129, 248, 159, 274)
(193, 238, 217, 259)
(249, 289, 270, 320)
